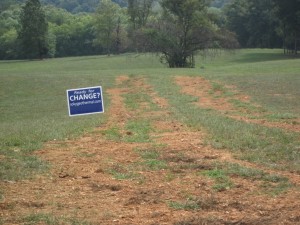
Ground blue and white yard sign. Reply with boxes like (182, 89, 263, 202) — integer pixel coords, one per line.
(67, 86, 104, 116)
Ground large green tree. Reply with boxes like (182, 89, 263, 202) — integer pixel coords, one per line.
(45, 6, 100, 57)
(224, 0, 281, 48)
(127, 0, 154, 29)
(127, 0, 154, 50)
(0, 5, 21, 59)
(143, 0, 211, 67)
(18, 0, 48, 59)
(0, 0, 22, 12)
(273, 0, 300, 54)
(142, 0, 238, 68)
(93, 0, 125, 55)
(0, 0, 127, 13)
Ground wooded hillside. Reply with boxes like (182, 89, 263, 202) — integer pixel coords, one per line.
(0, 0, 299, 62)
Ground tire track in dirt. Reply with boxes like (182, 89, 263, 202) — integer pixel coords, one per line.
(1, 75, 299, 225)
(175, 76, 300, 132)
(174, 75, 300, 185)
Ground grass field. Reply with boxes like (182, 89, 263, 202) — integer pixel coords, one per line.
(1, 49, 300, 224)
(0, 49, 299, 180)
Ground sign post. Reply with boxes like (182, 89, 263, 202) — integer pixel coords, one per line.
(67, 86, 104, 116)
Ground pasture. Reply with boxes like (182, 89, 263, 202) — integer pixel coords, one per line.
(0, 49, 299, 224)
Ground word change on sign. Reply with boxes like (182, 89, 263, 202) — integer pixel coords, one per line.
(67, 86, 104, 116)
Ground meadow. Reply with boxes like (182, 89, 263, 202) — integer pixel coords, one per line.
(1, 49, 300, 224)
(0, 49, 299, 181)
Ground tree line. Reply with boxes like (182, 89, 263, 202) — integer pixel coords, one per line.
(0, 0, 299, 67)
(0, 0, 127, 13)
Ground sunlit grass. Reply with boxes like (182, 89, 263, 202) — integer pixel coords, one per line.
(0, 49, 299, 181)
(21, 213, 91, 225)
(124, 119, 152, 143)
(148, 74, 300, 172)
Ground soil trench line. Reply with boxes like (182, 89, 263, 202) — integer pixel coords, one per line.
(175, 76, 300, 132)
(0, 75, 299, 225)
(174, 75, 300, 183)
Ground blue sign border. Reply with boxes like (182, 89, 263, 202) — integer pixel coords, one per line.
(67, 86, 104, 116)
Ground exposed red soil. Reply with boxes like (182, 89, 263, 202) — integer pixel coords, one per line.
(175, 76, 300, 132)
(1, 76, 299, 225)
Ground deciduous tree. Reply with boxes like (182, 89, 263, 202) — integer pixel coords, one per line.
(224, 0, 281, 48)
(93, 0, 124, 55)
(0, 6, 21, 59)
(18, 0, 48, 59)
(145, 0, 212, 67)
(142, 0, 238, 68)
(273, 0, 300, 54)
(127, 0, 154, 29)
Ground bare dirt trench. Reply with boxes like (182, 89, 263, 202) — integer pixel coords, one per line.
(1, 75, 299, 225)
(175, 76, 300, 133)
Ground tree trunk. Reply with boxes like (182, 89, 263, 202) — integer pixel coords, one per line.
(295, 38, 298, 55)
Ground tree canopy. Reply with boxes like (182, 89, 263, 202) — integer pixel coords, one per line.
(93, 0, 124, 55)
(18, 0, 48, 59)
(138, 0, 238, 67)
(147, 0, 213, 67)
(273, 0, 300, 54)
(0, 0, 128, 13)
(224, 0, 281, 48)
(0, 0, 298, 61)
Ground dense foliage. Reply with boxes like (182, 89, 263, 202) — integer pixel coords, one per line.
(210, 0, 231, 8)
(0, 0, 127, 13)
(224, 0, 282, 48)
(273, 0, 300, 54)
(18, 0, 48, 59)
(0, 0, 299, 63)
(140, 0, 238, 67)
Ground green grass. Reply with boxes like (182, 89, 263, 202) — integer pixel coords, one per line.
(198, 49, 300, 116)
(22, 213, 59, 225)
(209, 81, 234, 98)
(109, 170, 138, 180)
(265, 113, 298, 121)
(202, 169, 234, 191)
(137, 149, 160, 160)
(224, 73, 300, 116)
(0, 148, 48, 181)
(21, 213, 91, 225)
(135, 147, 168, 171)
(260, 181, 293, 196)
(229, 99, 265, 113)
(0, 49, 299, 182)
(168, 199, 201, 211)
(123, 92, 158, 111)
(101, 126, 122, 141)
(124, 119, 152, 143)
(148, 74, 300, 172)
(141, 158, 168, 170)
(168, 195, 217, 211)
(201, 162, 291, 194)
(0, 54, 161, 181)
(108, 163, 142, 181)
(222, 163, 288, 182)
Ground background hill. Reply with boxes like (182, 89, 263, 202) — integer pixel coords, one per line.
(1, 0, 231, 13)
(0, 0, 298, 61)
(1, 0, 127, 13)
